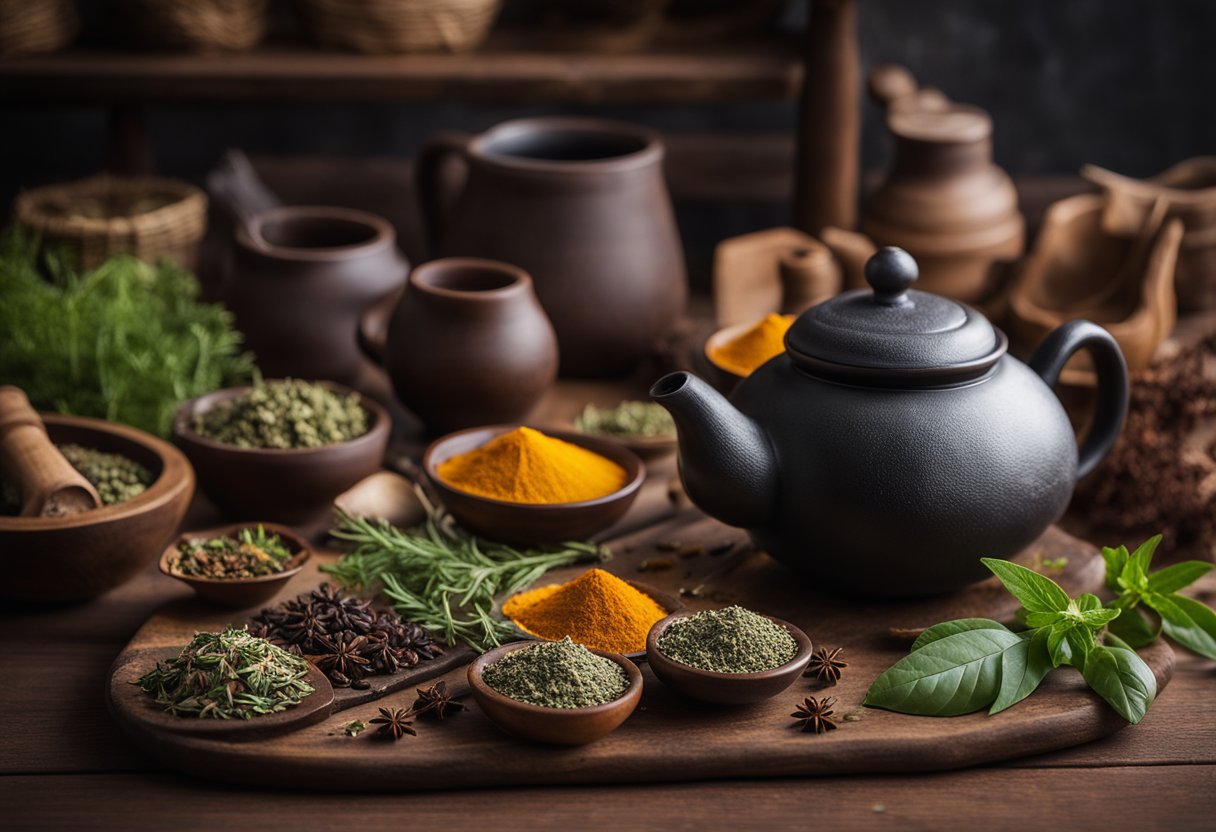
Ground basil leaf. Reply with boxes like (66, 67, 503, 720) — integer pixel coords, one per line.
(1147, 561, 1213, 595)
(911, 618, 1010, 652)
(1079, 606, 1121, 629)
(981, 558, 1071, 614)
(1105, 605, 1161, 649)
(1065, 626, 1096, 670)
(1047, 621, 1075, 667)
(1101, 545, 1130, 593)
(989, 629, 1053, 715)
(1119, 535, 1161, 593)
(1081, 645, 1157, 724)
(864, 629, 1023, 716)
(1150, 593, 1216, 660)
(1024, 610, 1065, 628)
(1075, 593, 1103, 612)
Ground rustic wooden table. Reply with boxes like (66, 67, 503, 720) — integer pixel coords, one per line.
(3, 377, 1215, 831)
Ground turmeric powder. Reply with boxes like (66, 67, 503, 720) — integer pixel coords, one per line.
(436, 426, 628, 504)
(502, 568, 668, 653)
(708, 313, 793, 377)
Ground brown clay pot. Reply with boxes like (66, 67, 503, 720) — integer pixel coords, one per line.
(228, 206, 408, 385)
(416, 117, 687, 377)
(385, 258, 558, 433)
(862, 66, 1024, 302)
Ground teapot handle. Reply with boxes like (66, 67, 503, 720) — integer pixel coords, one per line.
(1028, 320, 1128, 479)
(415, 131, 472, 258)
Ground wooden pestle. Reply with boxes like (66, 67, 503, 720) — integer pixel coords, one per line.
(0, 386, 101, 517)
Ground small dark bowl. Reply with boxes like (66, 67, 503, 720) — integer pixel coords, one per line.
(646, 611, 814, 705)
(159, 522, 312, 609)
(172, 381, 391, 524)
(422, 425, 645, 544)
(506, 578, 685, 660)
(0, 414, 194, 603)
(468, 641, 643, 745)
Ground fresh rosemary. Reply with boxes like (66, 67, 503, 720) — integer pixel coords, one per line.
(323, 497, 605, 652)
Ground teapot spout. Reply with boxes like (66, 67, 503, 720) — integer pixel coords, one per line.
(650, 372, 778, 529)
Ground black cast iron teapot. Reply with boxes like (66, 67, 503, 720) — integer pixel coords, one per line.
(651, 248, 1128, 598)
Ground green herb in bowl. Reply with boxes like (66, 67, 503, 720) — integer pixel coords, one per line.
(193, 379, 369, 449)
(172, 526, 294, 580)
(576, 401, 675, 440)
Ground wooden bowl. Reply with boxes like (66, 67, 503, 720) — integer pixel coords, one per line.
(702, 322, 752, 394)
(158, 522, 312, 609)
(505, 578, 685, 660)
(172, 381, 391, 524)
(467, 641, 642, 745)
(645, 611, 814, 705)
(422, 425, 645, 544)
(0, 414, 194, 603)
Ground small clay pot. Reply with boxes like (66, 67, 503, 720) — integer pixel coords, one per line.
(172, 381, 390, 524)
(386, 258, 558, 434)
(228, 206, 407, 385)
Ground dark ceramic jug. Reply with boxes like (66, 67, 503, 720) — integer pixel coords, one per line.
(652, 248, 1129, 598)
(385, 258, 558, 433)
(229, 206, 408, 384)
(416, 117, 687, 377)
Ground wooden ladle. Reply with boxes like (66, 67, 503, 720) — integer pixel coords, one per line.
(0, 386, 101, 517)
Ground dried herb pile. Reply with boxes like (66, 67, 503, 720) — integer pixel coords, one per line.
(576, 400, 675, 439)
(482, 637, 629, 709)
(250, 584, 441, 687)
(134, 627, 313, 719)
(172, 526, 294, 580)
(0, 229, 254, 437)
(657, 606, 797, 673)
(2, 442, 152, 515)
(195, 379, 368, 449)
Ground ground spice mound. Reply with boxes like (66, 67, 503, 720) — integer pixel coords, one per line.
(436, 426, 628, 504)
(709, 313, 793, 377)
(657, 605, 797, 674)
(481, 636, 628, 709)
(503, 568, 667, 653)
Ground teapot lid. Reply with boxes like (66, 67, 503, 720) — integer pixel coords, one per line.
(784, 247, 1006, 384)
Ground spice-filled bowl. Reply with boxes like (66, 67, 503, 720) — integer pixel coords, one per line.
(0, 414, 194, 603)
(468, 640, 643, 745)
(703, 314, 795, 395)
(172, 380, 390, 524)
(158, 522, 312, 609)
(422, 425, 645, 544)
(646, 609, 814, 705)
(574, 401, 677, 461)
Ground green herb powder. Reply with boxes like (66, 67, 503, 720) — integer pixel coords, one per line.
(135, 627, 313, 719)
(657, 606, 797, 673)
(172, 526, 293, 580)
(576, 401, 676, 439)
(194, 379, 369, 449)
(481, 637, 629, 708)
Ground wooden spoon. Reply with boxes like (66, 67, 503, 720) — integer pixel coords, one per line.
(0, 386, 101, 517)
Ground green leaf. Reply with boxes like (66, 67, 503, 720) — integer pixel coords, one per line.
(911, 619, 1011, 652)
(1075, 593, 1103, 612)
(1081, 645, 1157, 724)
(1101, 545, 1130, 593)
(1065, 626, 1096, 670)
(1118, 535, 1161, 592)
(1147, 561, 1213, 595)
(1149, 593, 1216, 660)
(864, 629, 1024, 716)
(1105, 605, 1161, 649)
(981, 558, 1071, 614)
(989, 630, 1053, 715)
(1047, 621, 1076, 667)
(1078, 606, 1121, 629)
(1024, 610, 1066, 629)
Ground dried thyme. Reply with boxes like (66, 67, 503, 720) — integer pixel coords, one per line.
(657, 606, 797, 673)
(481, 637, 628, 709)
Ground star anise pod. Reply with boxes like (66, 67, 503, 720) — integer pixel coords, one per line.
(791, 695, 838, 734)
(361, 634, 407, 675)
(369, 707, 416, 740)
(411, 681, 467, 721)
(313, 632, 370, 685)
(804, 646, 848, 685)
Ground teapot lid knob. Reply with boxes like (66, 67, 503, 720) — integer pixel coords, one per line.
(865, 247, 918, 307)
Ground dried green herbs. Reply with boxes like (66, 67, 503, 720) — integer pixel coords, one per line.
(576, 401, 675, 439)
(134, 627, 313, 719)
(172, 525, 293, 580)
(249, 584, 441, 687)
(0, 229, 254, 437)
(657, 606, 797, 673)
(323, 495, 604, 652)
(2, 443, 153, 516)
(482, 637, 629, 709)
(194, 378, 368, 449)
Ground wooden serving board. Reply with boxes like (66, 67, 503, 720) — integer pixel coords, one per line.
(106, 512, 1174, 791)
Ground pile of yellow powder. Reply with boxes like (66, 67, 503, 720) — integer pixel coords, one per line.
(708, 313, 793, 377)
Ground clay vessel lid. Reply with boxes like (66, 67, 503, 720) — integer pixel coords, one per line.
(784, 247, 1005, 384)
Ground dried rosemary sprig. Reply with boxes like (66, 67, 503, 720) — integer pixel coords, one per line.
(134, 627, 314, 719)
(323, 495, 605, 652)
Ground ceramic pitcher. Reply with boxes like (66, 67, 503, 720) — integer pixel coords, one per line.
(228, 206, 408, 385)
(385, 258, 558, 433)
(415, 117, 687, 377)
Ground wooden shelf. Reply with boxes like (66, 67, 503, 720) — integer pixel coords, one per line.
(0, 34, 802, 105)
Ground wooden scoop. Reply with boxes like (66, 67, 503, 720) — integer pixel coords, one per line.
(0, 386, 101, 517)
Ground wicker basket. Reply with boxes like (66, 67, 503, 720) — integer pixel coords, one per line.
(15, 175, 208, 272)
(0, 0, 78, 57)
(297, 0, 502, 54)
(124, 0, 269, 53)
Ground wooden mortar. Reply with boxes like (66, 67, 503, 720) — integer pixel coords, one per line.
(0, 386, 101, 517)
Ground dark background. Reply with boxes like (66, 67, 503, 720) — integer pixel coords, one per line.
(2, 0, 1213, 249)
